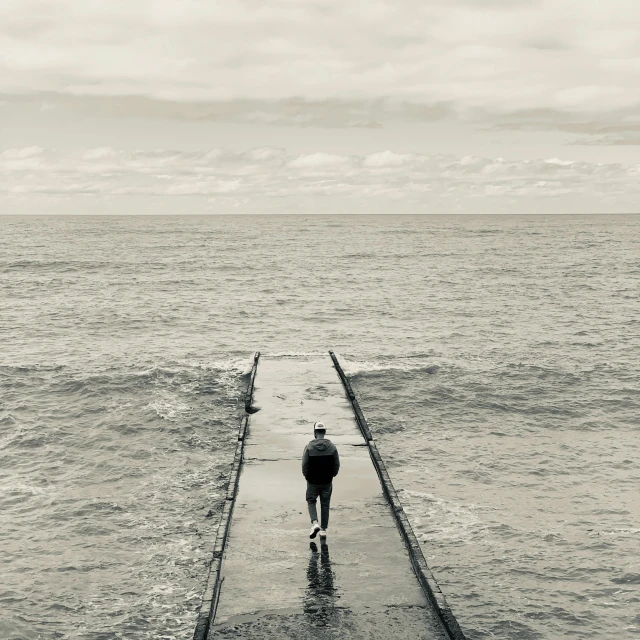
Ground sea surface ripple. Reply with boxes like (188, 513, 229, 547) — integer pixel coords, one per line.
(1, 214, 638, 639)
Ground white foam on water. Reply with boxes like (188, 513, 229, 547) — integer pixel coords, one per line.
(340, 356, 440, 376)
(400, 489, 482, 544)
(265, 351, 330, 358)
(147, 397, 192, 421)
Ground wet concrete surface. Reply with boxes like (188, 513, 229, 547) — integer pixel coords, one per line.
(209, 357, 448, 639)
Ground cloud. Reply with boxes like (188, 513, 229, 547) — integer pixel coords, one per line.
(1, 0, 640, 119)
(2, 145, 638, 213)
(287, 153, 350, 169)
(242, 147, 286, 162)
(0, 92, 399, 129)
(363, 150, 413, 167)
(486, 105, 640, 141)
(575, 133, 640, 145)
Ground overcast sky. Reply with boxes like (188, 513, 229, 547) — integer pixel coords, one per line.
(2, 0, 639, 213)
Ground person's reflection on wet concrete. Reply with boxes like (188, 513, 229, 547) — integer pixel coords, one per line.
(304, 541, 339, 627)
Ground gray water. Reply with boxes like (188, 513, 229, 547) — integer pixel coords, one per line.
(1, 214, 638, 639)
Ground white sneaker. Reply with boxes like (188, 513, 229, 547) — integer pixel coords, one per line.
(309, 523, 321, 539)
(319, 529, 327, 539)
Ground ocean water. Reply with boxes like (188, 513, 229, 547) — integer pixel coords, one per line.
(1, 214, 638, 639)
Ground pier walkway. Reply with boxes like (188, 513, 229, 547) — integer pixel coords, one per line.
(204, 355, 452, 639)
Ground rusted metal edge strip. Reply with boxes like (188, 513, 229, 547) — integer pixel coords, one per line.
(193, 351, 260, 640)
(328, 351, 468, 640)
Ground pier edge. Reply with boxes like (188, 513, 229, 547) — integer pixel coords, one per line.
(329, 350, 468, 640)
(192, 351, 260, 640)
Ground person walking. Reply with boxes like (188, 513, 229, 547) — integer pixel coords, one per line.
(302, 421, 340, 539)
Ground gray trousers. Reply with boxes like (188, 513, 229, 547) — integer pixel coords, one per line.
(306, 482, 333, 530)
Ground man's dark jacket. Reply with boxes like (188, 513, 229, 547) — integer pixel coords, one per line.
(302, 438, 340, 485)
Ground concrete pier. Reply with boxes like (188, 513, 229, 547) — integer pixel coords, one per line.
(204, 355, 451, 639)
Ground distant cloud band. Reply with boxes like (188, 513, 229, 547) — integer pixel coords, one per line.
(2, 146, 638, 208)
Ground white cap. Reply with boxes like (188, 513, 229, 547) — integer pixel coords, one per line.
(313, 421, 326, 433)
